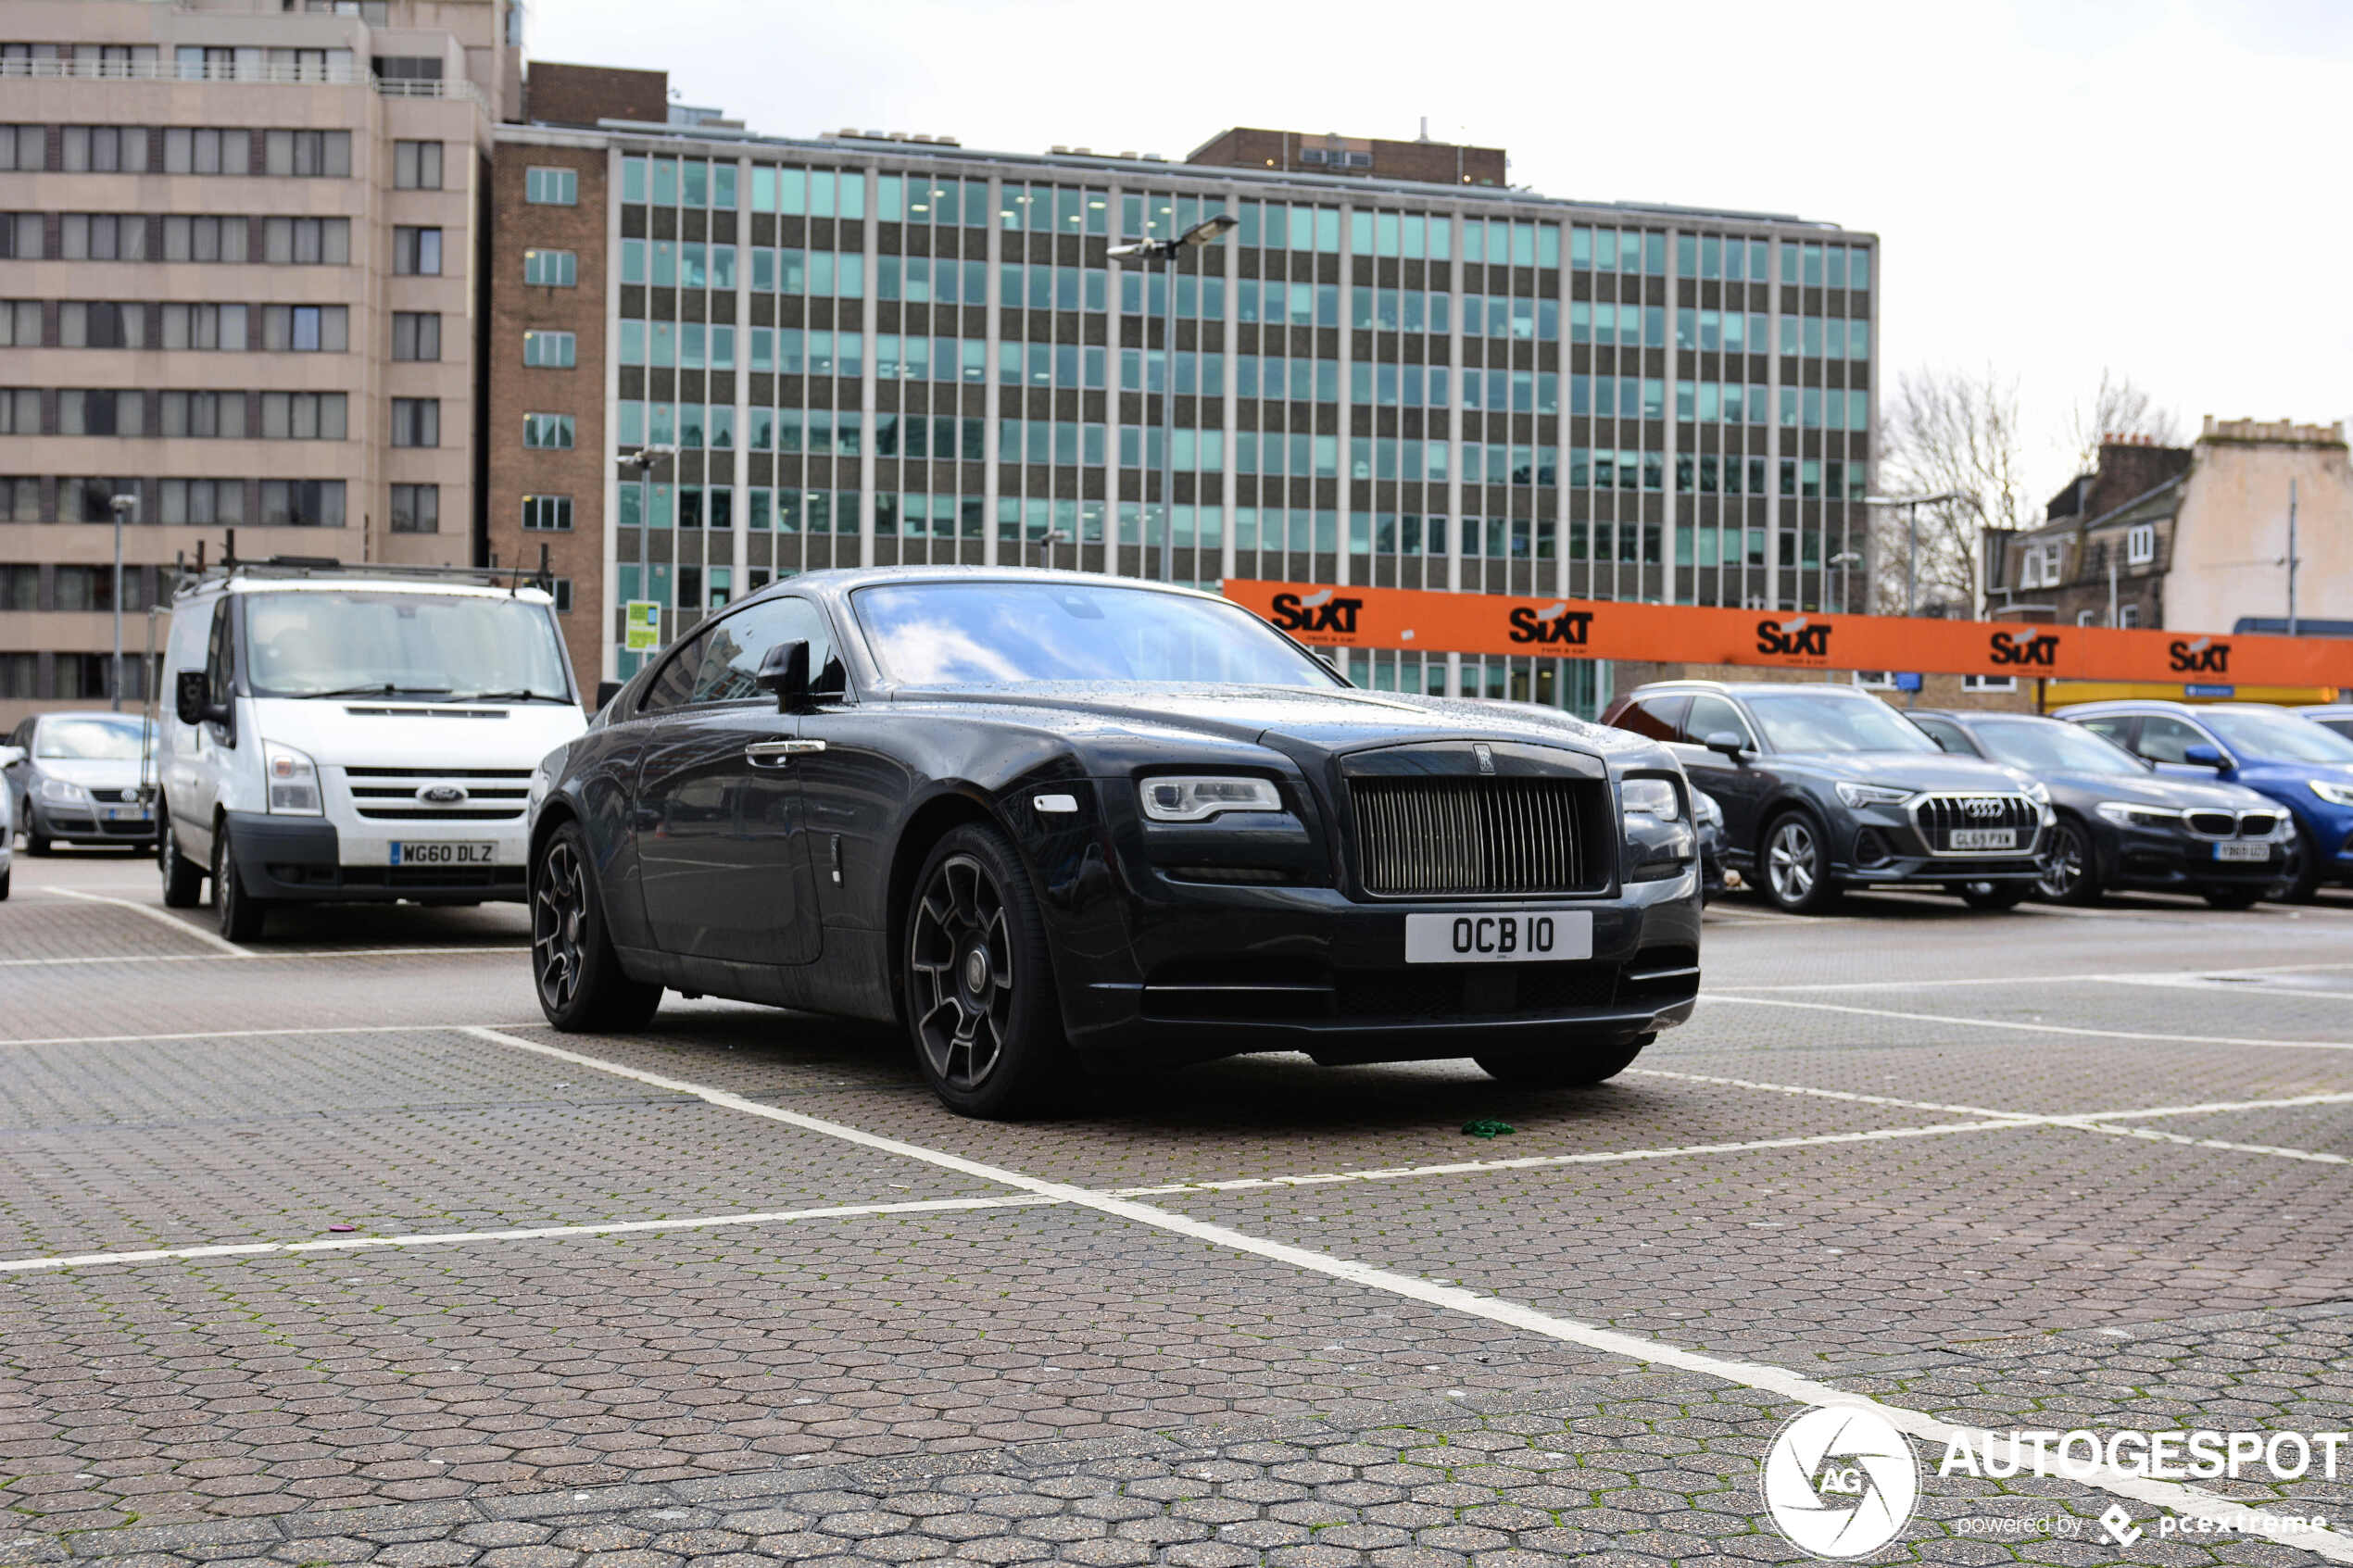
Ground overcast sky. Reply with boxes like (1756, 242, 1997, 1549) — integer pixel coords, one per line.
(532, 0, 2351, 506)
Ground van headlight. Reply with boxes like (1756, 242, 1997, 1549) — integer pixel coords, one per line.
(263, 740, 323, 815)
(1139, 775, 1283, 822)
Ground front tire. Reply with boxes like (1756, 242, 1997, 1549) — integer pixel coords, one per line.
(2280, 824, 2327, 904)
(533, 821, 662, 1032)
(1477, 1034, 1654, 1088)
(2035, 817, 2103, 905)
(211, 822, 269, 942)
(1760, 810, 1841, 914)
(904, 822, 1070, 1120)
(159, 811, 205, 908)
(25, 820, 52, 856)
(0, 865, 10, 900)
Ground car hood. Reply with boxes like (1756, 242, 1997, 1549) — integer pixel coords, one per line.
(892, 683, 1643, 759)
(29, 756, 151, 789)
(245, 697, 587, 770)
(2037, 770, 2271, 809)
(1768, 750, 2033, 792)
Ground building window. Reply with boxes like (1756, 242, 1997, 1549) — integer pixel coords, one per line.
(260, 479, 346, 527)
(261, 304, 348, 352)
(0, 390, 37, 433)
(157, 478, 244, 525)
(523, 412, 574, 449)
(550, 577, 573, 614)
(161, 303, 248, 350)
(390, 483, 439, 533)
(522, 330, 576, 369)
(0, 126, 45, 171)
(525, 167, 577, 206)
(394, 140, 443, 190)
(161, 128, 250, 174)
(0, 300, 38, 346)
(2119, 604, 2141, 629)
(2077, 609, 2097, 627)
(371, 55, 443, 82)
(61, 126, 151, 173)
(2126, 523, 2155, 566)
(59, 302, 146, 348)
(1, 213, 44, 259)
(523, 247, 577, 287)
(522, 495, 573, 532)
(394, 225, 443, 275)
(262, 217, 350, 264)
(1851, 671, 1897, 691)
(264, 130, 351, 178)
(390, 397, 439, 447)
(391, 311, 441, 361)
(1961, 674, 2018, 693)
(259, 392, 347, 439)
(158, 391, 246, 438)
(59, 390, 145, 436)
(65, 213, 154, 261)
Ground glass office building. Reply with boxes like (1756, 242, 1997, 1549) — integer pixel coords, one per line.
(487, 107, 1877, 714)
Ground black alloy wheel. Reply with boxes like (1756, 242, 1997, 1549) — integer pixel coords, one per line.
(533, 822, 662, 1032)
(2034, 817, 2102, 905)
(1476, 1034, 1655, 1088)
(905, 822, 1068, 1119)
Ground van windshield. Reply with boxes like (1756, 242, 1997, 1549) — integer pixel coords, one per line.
(242, 591, 571, 701)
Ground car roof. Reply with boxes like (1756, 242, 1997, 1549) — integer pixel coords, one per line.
(750, 564, 1229, 608)
(1621, 679, 1881, 701)
(1908, 709, 2063, 726)
(2051, 698, 2197, 716)
(30, 710, 146, 726)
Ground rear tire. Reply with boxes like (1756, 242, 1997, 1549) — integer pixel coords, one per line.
(1959, 882, 2032, 910)
(2202, 886, 2264, 910)
(1477, 1034, 1654, 1088)
(159, 811, 205, 909)
(1760, 810, 1842, 914)
(2034, 817, 2103, 906)
(904, 822, 1071, 1120)
(26, 823, 52, 857)
(0, 865, 10, 900)
(533, 821, 662, 1032)
(211, 822, 269, 942)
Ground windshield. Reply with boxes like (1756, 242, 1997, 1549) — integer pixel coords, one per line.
(853, 582, 1346, 689)
(242, 591, 571, 701)
(1743, 693, 1939, 754)
(36, 716, 151, 760)
(2204, 708, 2353, 763)
(1970, 719, 2145, 776)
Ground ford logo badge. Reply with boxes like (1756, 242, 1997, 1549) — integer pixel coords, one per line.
(418, 784, 468, 805)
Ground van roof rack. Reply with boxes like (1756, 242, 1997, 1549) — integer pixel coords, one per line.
(170, 532, 553, 598)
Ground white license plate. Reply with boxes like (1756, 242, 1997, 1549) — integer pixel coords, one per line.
(1948, 828, 2018, 850)
(389, 841, 497, 867)
(102, 806, 149, 822)
(1404, 909, 1593, 964)
(2213, 841, 2271, 862)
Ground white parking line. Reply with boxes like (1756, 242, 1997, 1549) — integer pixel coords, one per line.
(448, 1024, 2353, 1562)
(0, 1194, 1056, 1274)
(2073, 1122, 2351, 1166)
(47, 887, 248, 957)
(0, 945, 528, 970)
(1708, 993, 2353, 1050)
(1, 1022, 547, 1047)
(2086, 975, 2353, 1003)
(1713, 960, 2353, 994)
(1626, 1067, 2031, 1122)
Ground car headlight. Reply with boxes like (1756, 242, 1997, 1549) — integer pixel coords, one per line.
(1620, 776, 1682, 821)
(1139, 774, 1284, 822)
(263, 740, 323, 816)
(36, 776, 93, 807)
(1692, 791, 1723, 828)
(2309, 779, 2353, 808)
(2095, 800, 2182, 829)
(1835, 783, 1913, 809)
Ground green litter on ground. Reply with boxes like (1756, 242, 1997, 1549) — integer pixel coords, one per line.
(1461, 1118, 1516, 1139)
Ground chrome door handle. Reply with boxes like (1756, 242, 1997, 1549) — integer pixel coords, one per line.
(744, 739, 826, 767)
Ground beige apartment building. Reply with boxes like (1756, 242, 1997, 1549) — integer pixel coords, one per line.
(0, 0, 520, 722)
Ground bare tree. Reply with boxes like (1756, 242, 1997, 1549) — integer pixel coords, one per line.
(2067, 369, 2183, 473)
(1869, 366, 2027, 617)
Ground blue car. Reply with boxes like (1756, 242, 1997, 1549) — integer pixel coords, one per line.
(2054, 700, 2353, 901)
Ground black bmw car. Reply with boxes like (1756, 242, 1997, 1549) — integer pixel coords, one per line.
(1603, 681, 2051, 913)
(1907, 709, 2293, 908)
(526, 569, 1704, 1117)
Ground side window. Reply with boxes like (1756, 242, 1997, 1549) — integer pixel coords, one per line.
(204, 599, 234, 710)
(2075, 715, 2131, 747)
(2134, 715, 2209, 765)
(636, 627, 711, 715)
(1613, 694, 1688, 743)
(1680, 695, 1752, 748)
(688, 597, 836, 705)
(1911, 717, 1974, 755)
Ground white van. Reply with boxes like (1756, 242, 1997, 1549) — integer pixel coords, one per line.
(157, 559, 586, 940)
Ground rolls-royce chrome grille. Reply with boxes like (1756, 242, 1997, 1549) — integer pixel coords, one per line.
(1350, 778, 1592, 896)
(1912, 792, 2042, 854)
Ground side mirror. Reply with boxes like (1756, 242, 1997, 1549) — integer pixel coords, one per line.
(175, 670, 209, 727)
(756, 639, 812, 714)
(594, 679, 622, 712)
(0, 745, 20, 770)
(2182, 744, 2227, 769)
(1704, 730, 1750, 759)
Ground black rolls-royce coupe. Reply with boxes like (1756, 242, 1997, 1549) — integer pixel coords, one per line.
(526, 569, 1703, 1118)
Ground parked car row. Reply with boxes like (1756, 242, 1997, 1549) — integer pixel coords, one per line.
(1604, 681, 2352, 914)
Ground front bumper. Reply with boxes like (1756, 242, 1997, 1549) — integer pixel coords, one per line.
(1832, 800, 2048, 887)
(2100, 823, 2289, 892)
(224, 811, 527, 903)
(28, 798, 155, 845)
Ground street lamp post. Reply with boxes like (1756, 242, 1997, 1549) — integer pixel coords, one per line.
(1110, 213, 1239, 583)
(1861, 491, 1968, 620)
(107, 493, 135, 711)
(621, 444, 676, 666)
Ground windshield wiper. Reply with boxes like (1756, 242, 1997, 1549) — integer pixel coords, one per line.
(447, 688, 573, 704)
(286, 683, 454, 699)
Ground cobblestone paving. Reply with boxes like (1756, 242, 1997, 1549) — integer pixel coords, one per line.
(2, 859, 2349, 1563)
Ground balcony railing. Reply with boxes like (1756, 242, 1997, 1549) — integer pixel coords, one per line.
(0, 56, 484, 107)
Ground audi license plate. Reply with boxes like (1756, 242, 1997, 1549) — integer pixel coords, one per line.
(389, 842, 496, 867)
(1404, 909, 1593, 964)
(2213, 841, 2271, 862)
(1947, 828, 2018, 851)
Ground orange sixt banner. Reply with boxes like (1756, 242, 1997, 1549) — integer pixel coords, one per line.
(1225, 580, 2353, 687)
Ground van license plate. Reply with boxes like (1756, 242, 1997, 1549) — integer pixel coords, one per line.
(390, 842, 496, 867)
(2213, 841, 2270, 862)
(1405, 910, 1593, 964)
(1948, 828, 2017, 850)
